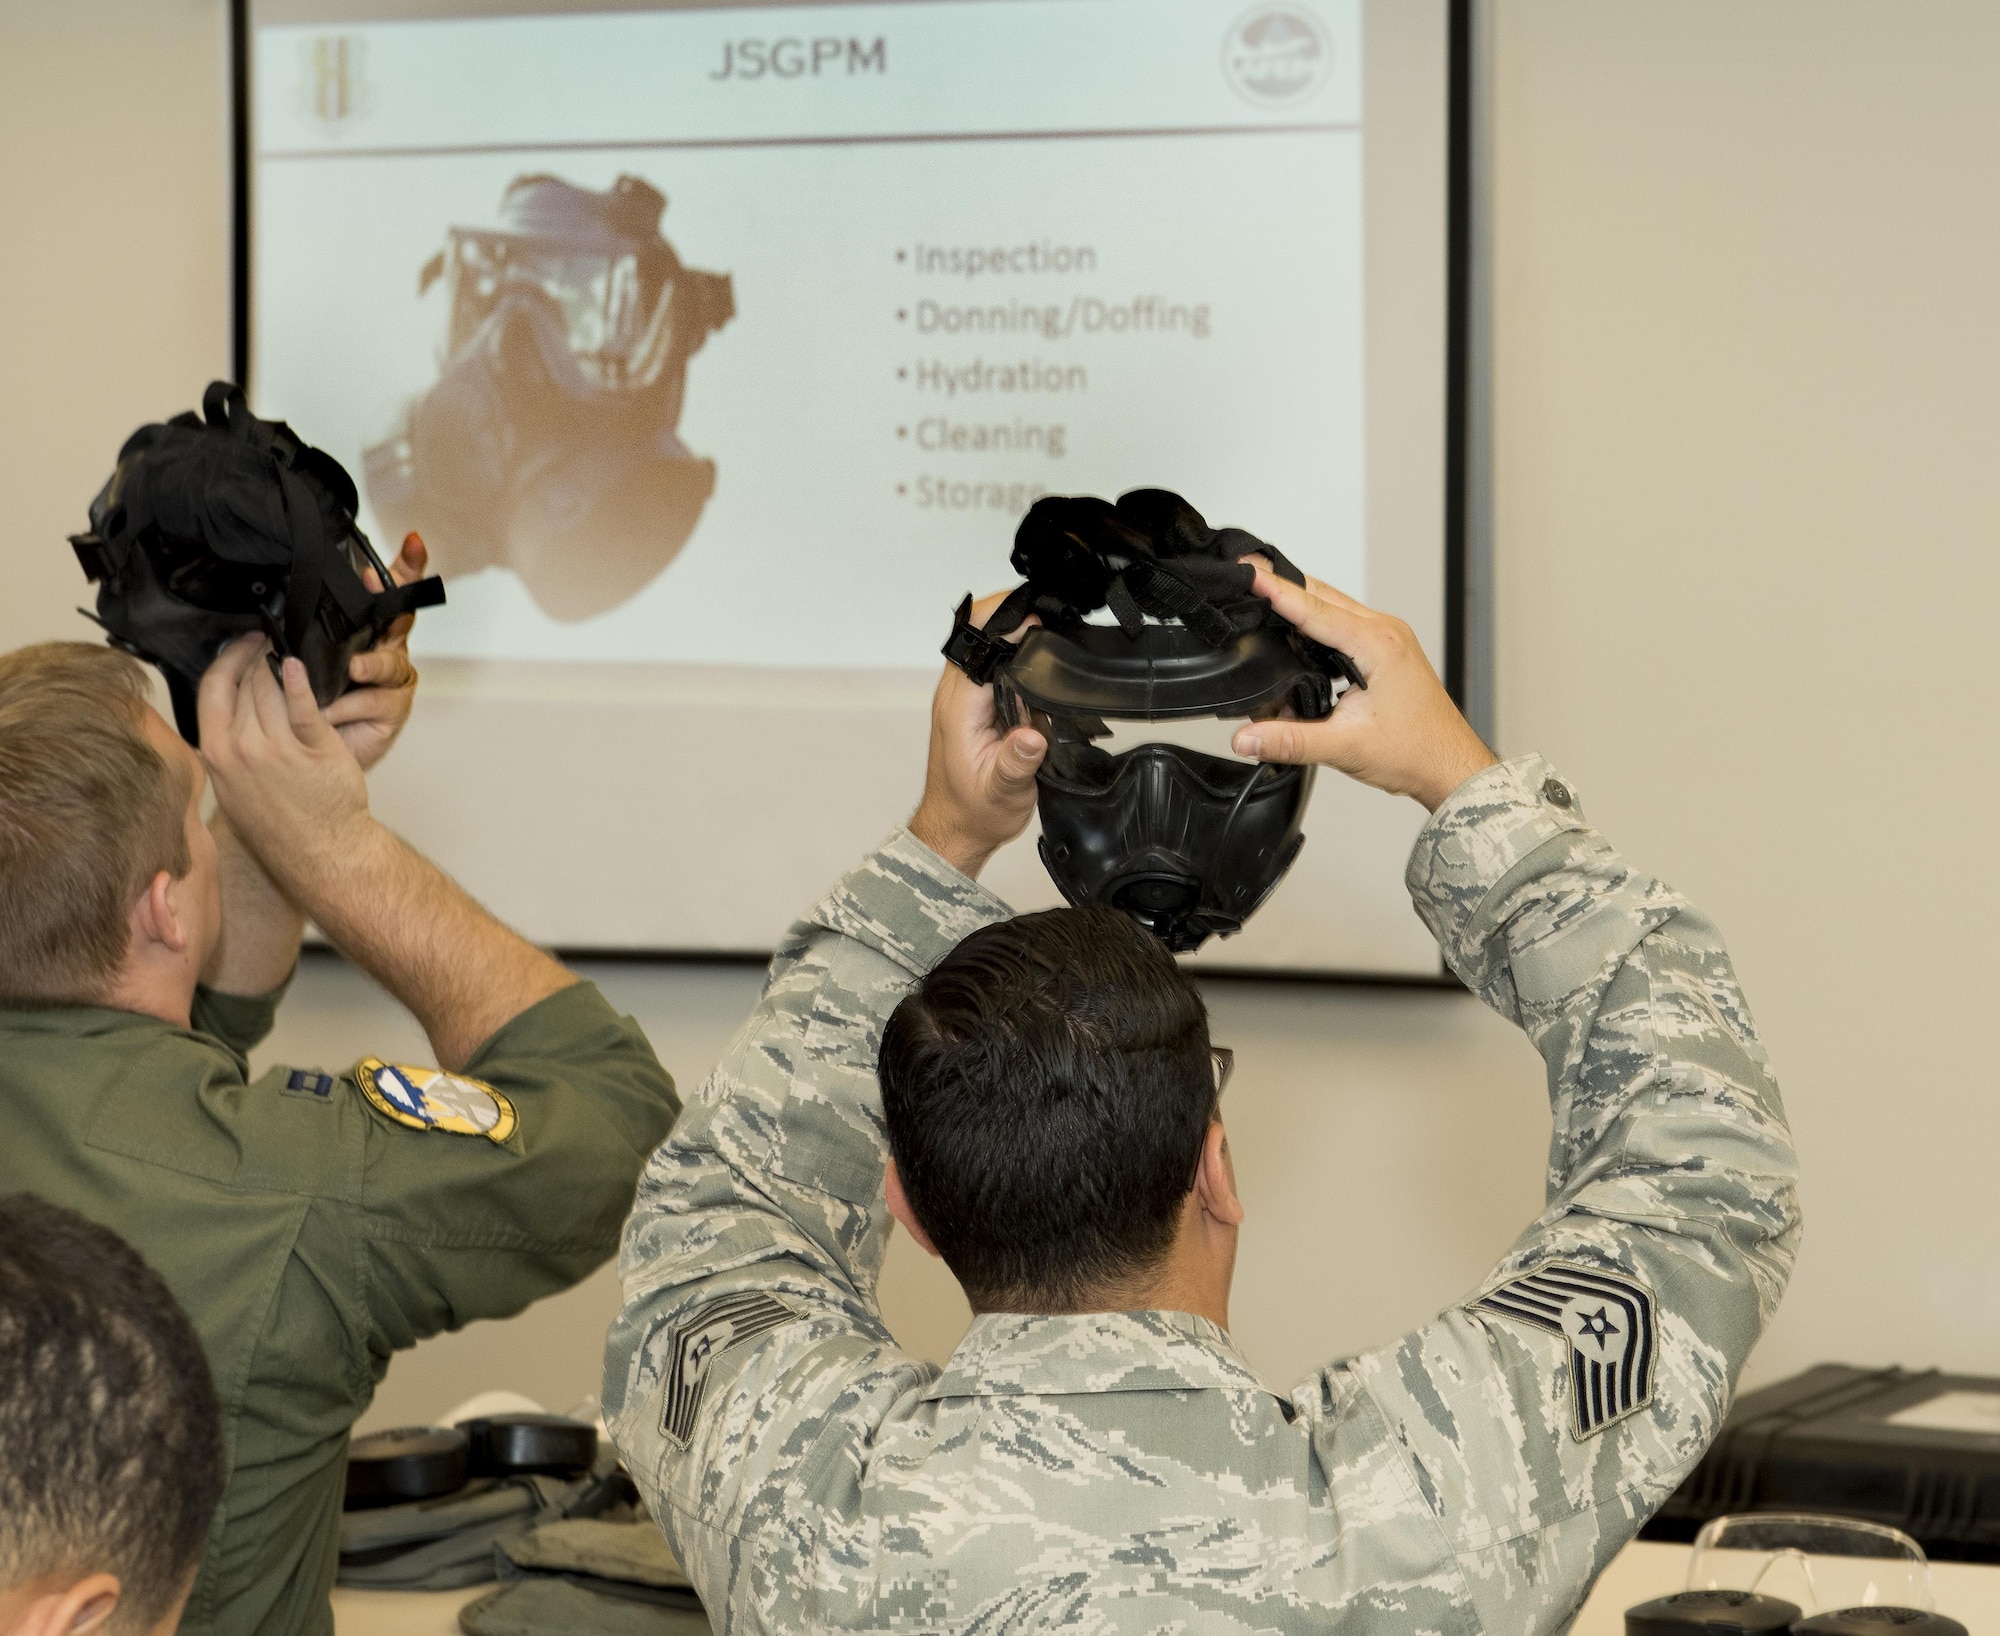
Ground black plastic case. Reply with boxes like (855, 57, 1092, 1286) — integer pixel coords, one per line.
(1625, 1589, 1801, 1632)
(1642, 1364, 2000, 1562)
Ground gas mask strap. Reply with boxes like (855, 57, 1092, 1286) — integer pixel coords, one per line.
(375, 576, 449, 621)
(1119, 558, 1235, 646)
(1300, 635, 1366, 693)
(201, 380, 237, 429)
(276, 466, 329, 659)
(163, 671, 202, 746)
(980, 581, 1043, 641)
(942, 594, 1018, 685)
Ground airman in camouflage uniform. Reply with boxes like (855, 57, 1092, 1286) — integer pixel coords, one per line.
(605, 576, 1801, 1634)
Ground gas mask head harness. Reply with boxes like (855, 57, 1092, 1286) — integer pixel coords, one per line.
(71, 381, 446, 745)
(944, 488, 1362, 953)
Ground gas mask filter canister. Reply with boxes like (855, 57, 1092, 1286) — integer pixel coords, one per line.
(943, 489, 1362, 953)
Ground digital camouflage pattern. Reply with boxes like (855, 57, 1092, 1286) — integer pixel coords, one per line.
(605, 755, 1801, 1634)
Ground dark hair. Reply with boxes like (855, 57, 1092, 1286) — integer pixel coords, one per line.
(879, 906, 1216, 1311)
(0, 1194, 225, 1631)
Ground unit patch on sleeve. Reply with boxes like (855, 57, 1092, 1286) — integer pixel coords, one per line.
(1475, 1262, 1656, 1439)
(354, 1058, 518, 1143)
(659, 1292, 800, 1449)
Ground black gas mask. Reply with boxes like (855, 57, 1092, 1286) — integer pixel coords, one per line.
(363, 172, 735, 621)
(944, 489, 1361, 953)
(71, 381, 446, 746)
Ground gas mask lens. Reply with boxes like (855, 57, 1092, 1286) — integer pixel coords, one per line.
(443, 233, 662, 387)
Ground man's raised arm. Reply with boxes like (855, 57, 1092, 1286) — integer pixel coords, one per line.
(198, 630, 570, 1069)
(195, 626, 680, 1344)
(195, 533, 429, 1045)
(602, 594, 1043, 1632)
(1235, 568, 1801, 1632)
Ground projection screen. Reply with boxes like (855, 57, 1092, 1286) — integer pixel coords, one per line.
(239, 0, 1472, 975)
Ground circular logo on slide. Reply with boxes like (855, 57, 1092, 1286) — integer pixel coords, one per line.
(1221, 6, 1332, 106)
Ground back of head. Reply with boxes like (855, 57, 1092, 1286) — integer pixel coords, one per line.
(879, 906, 1215, 1311)
(0, 1194, 225, 1632)
(0, 644, 191, 1008)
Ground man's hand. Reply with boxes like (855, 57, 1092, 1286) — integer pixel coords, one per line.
(325, 531, 427, 772)
(199, 635, 373, 898)
(198, 628, 572, 1069)
(908, 590, 1047, 879)
(1232, 566, 1497, 811)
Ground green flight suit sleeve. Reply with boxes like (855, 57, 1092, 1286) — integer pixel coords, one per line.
(1298, 755, 1802, 1632)
(352, 979, 682, 1357)
(602, 830, 1010, 1633)
(189, 968, 294, 1058)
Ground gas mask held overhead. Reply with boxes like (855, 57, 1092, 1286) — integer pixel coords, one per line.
(70, 381, 446, 747)
(943, 489, 1363, 953)
(363, 173, 735, 622)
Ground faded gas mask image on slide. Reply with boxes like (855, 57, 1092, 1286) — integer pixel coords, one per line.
(364, 173, 735, 622)
(945, 490, 1364, 954)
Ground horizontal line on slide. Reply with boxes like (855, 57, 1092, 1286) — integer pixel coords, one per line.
(258, 119, 1361, 161)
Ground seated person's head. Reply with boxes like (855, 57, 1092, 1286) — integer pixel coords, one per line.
(0, 1194, 225, 1636)
(879, 906, 1243, 1316)
(0, 644, 217, 1014)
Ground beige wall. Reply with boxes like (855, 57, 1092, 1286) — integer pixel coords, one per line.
(5, 0, 1999, 1431)
(1486, 1, 2000, 1385)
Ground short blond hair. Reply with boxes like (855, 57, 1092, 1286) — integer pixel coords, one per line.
(0, 643, 193, 1006)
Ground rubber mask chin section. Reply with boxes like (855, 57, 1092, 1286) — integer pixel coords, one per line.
(945, 489, 1363, 954)
(363, 173, 736, 621)
(1036, 732, 1314, 954)
(70, 382, 446, 746)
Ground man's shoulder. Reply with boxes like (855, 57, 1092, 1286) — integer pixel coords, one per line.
(733, 832, 1012, 1065)
(0, 1008, 372, 1198)
(804, 830, 1013, 981)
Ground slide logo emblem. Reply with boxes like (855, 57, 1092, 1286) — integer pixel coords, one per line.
(299, 35, 371, 135)
(1221, 6, 1332, 107)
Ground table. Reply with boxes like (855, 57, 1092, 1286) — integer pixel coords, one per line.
(330, 1541, 2000, 1632)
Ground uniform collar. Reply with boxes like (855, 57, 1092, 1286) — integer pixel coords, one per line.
(922, 1309, 1279, 1402)
(0, 1003, 179, 1038)
(0, 1003, 245, 1076)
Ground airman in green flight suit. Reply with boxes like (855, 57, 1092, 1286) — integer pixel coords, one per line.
(0, 549, 679, 1636)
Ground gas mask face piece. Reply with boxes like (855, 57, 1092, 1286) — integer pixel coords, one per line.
(363, 173, 736, 622)
(944, 489, 1362, 953)
(71, 381, 446, 746)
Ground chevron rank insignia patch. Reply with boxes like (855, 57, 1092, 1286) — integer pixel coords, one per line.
(1476, 1262, 1656, 1439)
(659, 1292, 800, 1449)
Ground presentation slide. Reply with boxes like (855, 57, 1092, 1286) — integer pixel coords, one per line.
(247, 0, 1458, 976)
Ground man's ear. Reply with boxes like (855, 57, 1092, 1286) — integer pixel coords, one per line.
(883, 1158, 942, 1259)
(130, 869, 191, 958)
(1195, 1122, 1246, 1228)
(8, 1574, 122, 1636)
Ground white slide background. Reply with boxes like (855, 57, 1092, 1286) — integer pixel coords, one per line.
(248, 0, 1451, 972)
